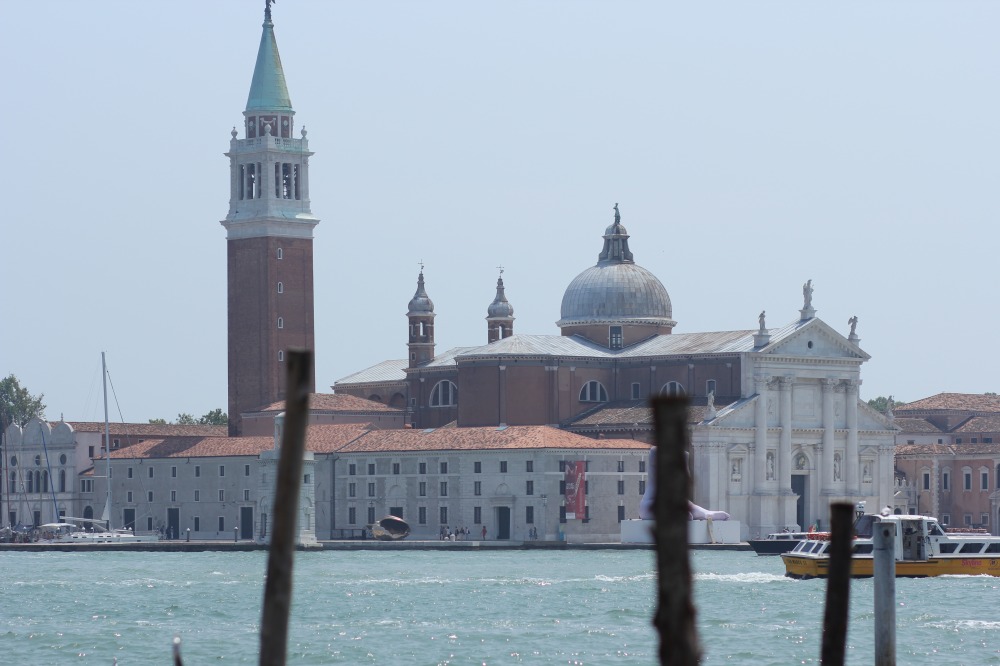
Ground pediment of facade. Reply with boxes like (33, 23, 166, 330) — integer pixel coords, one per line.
(763, 319, 869, 361)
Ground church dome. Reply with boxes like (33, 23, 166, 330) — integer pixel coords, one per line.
(487, 275, 514, 318)
(557, 206, 674, 329)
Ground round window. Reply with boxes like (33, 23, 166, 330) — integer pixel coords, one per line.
(35, 454, 42, 466)
(9, 456, 16, 467)
(60, 454, 67, 465)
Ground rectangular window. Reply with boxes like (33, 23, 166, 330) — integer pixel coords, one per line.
(956, 438, 963, 444)
(559, 506, 567, 524)
(639, 480, 646, 495)
(965, 514, 973, 526)
(526, 480, 534, 495)
(474, 481, 481, 496)
(219, 466, 226, 477)
(609, 325, 623, 349)
(128, 467, 133, 479)
(393, 462, 400, 475)
(474, 461, 481, 474)
(89, 446, 95, 459)
(303, 474, 310, 484)
(171, 466, 177, 478)
(147, 517, 153, 531)
(617, 480, 625, 495)
(419, 462, 427, 474)
(368, 463, 376, 475)
(219, 490, 225, 502)
(639, 460, 646, 472)
(419, 482, 426, 497)
(218, 516, 225, 532)
(440, 507, 448, 524)
(631, 383, 640, 400)
(500, 461, 508, 473)
(526, 506, 534, 524)
(418, 507, 427, 524)
(195, 465, 201, 478)
(193, 517, 200, 532)
(985, 437, 994, 444)
(440, 462, 448, 474)
(349, 464, 356, 476)
(127, 491, 133, 503)
(148, 467, 154, 479)
(982, 513, 990, 526)
(923, 472, 931, 490)
(367, 507, 376, 524)
(964, 472, 972, 491)
(245, 464, 251, 477)
(617, 460, 625, 472)
(706, 379, 717, 396)
(972, 438, 979, 444)
(368, 482, 376, 497)
(618, 505, 626, 522)
(348, 483, 356, 498)
(526, 461, 533, 473)
(440, 482, 448, 497)
(244, 489, 250, 501)
(559, 480, 566, 494)
(148, 491, 153, 502)
(984, 472, 991, 490)
(195, 490, 200, 502)
(348, 507, 356, 525)
(559, 460, 567, 472)
(584, 505, 590, 523)
(943, 472, 950, 491)
(474, 506, 482, 524)
(170, 490, 177, 502)
(942, 513, 951, 525)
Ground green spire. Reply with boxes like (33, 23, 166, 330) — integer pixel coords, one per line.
(245, 5, 293, 113)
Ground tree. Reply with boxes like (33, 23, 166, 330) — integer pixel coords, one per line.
(867, 395, 902, 414)
(199, 408, 228, 426)
(0, 374, 46, 428)
(148, 418, 167, 425)
(176, 413, 196, 425)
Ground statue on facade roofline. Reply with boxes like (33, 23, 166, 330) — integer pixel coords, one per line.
(848, 315, 858, 336)
(758, 310, 766, 333)
(802, 279, 813, 309)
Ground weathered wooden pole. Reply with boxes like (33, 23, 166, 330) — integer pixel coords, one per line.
(820, 502, 854, 666)
(650, 395, 700, 666)
(259, 349, 312, 666)
(873, 520, 896, 666)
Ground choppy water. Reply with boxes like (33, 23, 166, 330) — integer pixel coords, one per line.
(0, 549, 998, 664)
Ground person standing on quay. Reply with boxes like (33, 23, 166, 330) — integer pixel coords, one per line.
(482, 525, 487, 540)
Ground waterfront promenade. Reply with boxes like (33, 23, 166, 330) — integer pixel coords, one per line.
(0, 538, 749, 552)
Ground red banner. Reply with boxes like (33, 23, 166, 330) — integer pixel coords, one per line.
(564, 461, 586, 519)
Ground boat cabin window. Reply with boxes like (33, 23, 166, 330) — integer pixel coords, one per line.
(985, 543, 1000, 554)
(853, 543, 874, 555)
(854, 514, 876, 538)
(959, 543, 986, 554)
(927, 522, 945, 537)
(939, 543, 958, 554)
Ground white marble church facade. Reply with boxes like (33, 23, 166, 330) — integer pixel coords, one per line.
(690, 311, 896, 538)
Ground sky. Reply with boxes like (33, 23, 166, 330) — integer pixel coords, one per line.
(3, 1, 998, 424)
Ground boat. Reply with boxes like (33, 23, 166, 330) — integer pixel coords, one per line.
(748, 530, 817, 555)
(782, 512, 1000, 579)
(370, 515, 410, 541)
(35, 518, 159, 544)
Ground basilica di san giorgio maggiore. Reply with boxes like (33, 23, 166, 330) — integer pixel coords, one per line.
(5, 8, 1000, 545)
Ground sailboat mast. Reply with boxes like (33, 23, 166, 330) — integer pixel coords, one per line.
(102, 352, 112, 531)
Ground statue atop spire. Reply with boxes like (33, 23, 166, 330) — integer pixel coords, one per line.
(613, 202, 621, 225)
(265, 0, 275, 23)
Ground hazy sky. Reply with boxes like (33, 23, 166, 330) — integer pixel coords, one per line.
(4, 1, 998, 424)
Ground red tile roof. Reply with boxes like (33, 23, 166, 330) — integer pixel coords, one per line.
(67, 422, 227, 438)
(569, 401, 707, 427)
(893, 417, 943, 434)
(895, 393, 1000, 413)
(954, 415, 1000, 433)
(896, 442, 1000, 456)
(104, 424, 647, 459)
(254, 393, 400, 414)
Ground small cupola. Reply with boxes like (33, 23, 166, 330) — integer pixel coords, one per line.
(486, 270, 515, 343)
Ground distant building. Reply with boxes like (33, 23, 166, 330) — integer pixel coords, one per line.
(893, 393, 1000, 532)
(240, 393, 405, 436)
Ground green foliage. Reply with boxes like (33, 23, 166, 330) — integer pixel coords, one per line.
(148, 418, 168, 425)
(175, 413, 196, 425)
(867, 395, 902, 414)
(986, 392, 998, 397)
(198, 408, 228, 426)
(0, 374, 46, 427)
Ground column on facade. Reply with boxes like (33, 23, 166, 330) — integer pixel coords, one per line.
(498, 365, 508, 425)
(845, 380, 859, 495)
(778, 376, 793, 494)
(754, 376, 769, 492)
(821, 378, 835, 492)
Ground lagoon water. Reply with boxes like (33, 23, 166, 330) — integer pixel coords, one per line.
(1, 549, 998, 664)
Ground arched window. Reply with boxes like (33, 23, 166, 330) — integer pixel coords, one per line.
(660, 381, 686, 396)
(430, 381, 458, 407)
(59, 470, 66, 493)
(83, 506, 94, 520)
(42, 471, 48, 493)
(277, 282, 284, 294)
(277, 247, 283, 260)
(579, 380, 608, 403)
(26, 473, 33, 493)
(278, 350, 284, 362)
(277, 317, 284, 329)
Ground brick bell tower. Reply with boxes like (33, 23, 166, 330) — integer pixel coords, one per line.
(222, 2, 318, 435)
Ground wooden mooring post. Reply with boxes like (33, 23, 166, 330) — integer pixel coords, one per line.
(873, 520, 896, 665)
(258, 349, 312, 666)
(650, 396, 700, 666)
(820, 502, 854, 665)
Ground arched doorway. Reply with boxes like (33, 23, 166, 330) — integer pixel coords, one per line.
(83, 506, 94, 519)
